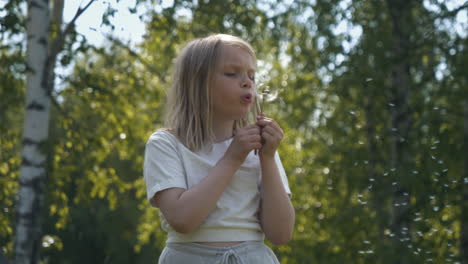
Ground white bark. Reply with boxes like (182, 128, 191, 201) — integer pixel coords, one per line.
(14, 1, 95, 262)
(14, 0, 50, 263)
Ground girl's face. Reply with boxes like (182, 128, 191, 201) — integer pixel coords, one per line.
(211, 44, 256, 122)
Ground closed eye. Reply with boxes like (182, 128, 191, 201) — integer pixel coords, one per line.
(223, 71, 255, 81)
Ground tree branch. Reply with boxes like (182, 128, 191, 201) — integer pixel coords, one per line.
(50, 0, 95, 57)
(104, 34, 166, 83)
(437, 3, 468, 19)
(42, 0, 96, 98)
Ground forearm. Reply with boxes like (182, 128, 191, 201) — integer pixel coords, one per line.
(260, 155, 295, 245)
(169, 156, 242, 233)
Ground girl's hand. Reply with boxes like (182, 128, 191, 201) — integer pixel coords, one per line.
(225, 124, 262, 163)
(256, 115, 283, 158)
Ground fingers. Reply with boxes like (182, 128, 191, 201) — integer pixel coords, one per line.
(233, 124, 262, 149)
(238, 136, 261, 153)
(261, 125, 282, 143)
(256, 116, 276, 127)
(232, 117, 283, 156)
(256, 116, 283, 138)
(251, 139, 263, 149)
(255, 116, 283, 156)
(236, 124, 261, 136)
(246, 134, 262, 144)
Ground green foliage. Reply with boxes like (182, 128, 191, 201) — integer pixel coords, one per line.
(0, 25, 25, 257)
(1, 0, 466, 263)
(0, 0, 26, 37)
(38, 45, 166, 263)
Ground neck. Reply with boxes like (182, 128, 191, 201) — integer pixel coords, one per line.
(212, 117, 235, 142)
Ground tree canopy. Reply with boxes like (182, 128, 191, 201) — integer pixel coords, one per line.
(1, 0, 467, 263)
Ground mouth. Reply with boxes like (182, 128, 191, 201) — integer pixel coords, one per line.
(241, 94, 253, 103)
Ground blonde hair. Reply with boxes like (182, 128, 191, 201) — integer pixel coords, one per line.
(164, 34, 258, 151)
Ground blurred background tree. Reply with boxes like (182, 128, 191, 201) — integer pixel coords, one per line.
(1, 0, 466, 263)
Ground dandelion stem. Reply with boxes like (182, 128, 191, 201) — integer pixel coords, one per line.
(261, 87, 270, 114)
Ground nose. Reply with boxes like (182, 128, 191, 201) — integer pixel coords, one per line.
(241, 74, 253, 88)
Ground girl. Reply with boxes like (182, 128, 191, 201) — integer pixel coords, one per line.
(144, 34, 295, 264)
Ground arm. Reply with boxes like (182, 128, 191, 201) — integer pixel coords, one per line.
(154, 157, 241, 233)
(259, 155, 295, 245)
(257, 116, 295, 245)
(153, 125, 262, 233)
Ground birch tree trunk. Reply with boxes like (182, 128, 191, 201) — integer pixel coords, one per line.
(14, 1, 95, 262)
(386, 0, 413, 263)
(14, 0, 50, 263)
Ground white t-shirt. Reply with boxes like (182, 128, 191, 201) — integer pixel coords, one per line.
(143, 129, 291, 243)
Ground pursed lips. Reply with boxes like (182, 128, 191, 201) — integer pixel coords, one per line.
(241, 93, 253, 103)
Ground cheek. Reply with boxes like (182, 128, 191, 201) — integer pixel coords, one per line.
(211, 90, 229, 110)
(213, 85, 233, 101)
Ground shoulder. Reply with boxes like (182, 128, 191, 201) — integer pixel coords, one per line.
(146, 129, 182, 151)
(147, 129, 177, 144)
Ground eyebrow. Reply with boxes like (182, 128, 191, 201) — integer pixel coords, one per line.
(223, 63, 256, 72)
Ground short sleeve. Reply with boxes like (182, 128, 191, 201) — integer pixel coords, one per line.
(275, 151, 292, 196)
(143, 131, 187, 207)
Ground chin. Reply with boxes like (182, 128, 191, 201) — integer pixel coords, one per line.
(239, 113, 252, 121)
(230, 108, 252, 121)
